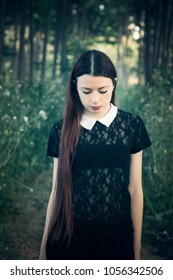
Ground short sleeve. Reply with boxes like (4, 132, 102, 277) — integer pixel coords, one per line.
(47, 120, 62, 158)
(131, 116, 152, 154)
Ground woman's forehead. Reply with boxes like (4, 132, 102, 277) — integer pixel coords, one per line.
(77, 75, 112, 87)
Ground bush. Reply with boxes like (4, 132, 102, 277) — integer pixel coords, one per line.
(118, 70, 173, 258)
(0, 79, 65, 191)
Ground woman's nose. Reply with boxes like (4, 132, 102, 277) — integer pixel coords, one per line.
(90, 91, 100, 103)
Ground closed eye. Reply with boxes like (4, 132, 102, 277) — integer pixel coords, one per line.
(82, 90, 91, 94)
(99, 90, 107, 94)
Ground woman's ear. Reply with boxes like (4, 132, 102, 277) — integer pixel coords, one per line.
(114, 77, 118, 88)
(112, 77, 117, 87)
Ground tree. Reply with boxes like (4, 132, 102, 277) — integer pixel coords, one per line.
(41, 0, 52, 83)
(60, 0, 69, 72)
(17, 0, 27, 83)
(52, 0, 63, 79)
(29, 0, 34, 84)
(143, 0, 173, 83)
(144, 0, 151, 84)
(0, 0, 6, 82)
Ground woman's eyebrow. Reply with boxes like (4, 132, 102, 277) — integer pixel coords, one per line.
(80, 87, 91, 90)
(80, 85, 109, 90)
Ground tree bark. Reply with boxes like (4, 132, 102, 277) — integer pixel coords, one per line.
(138, 38, 144, 83)
(0, 0, 6, 82)
(29, 0, 34, 84)
(161, 0, 169, 70)
(152, 0, 161, 69)
(163, 0, 173, 70)
(60, 0, 69, 73)
(144, 0, 151, 84)
(41, 0, 52, 83)
(11, 12, 19, 76)
(17, 0, 27, 83)
(52, 0, 63, 80)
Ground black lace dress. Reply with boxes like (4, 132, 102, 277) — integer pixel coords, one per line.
(46, 109, 152, 260)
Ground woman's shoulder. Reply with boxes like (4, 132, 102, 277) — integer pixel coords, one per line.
(50, 119, 63, 132)
(117, 108, 143, 124)
(47, 119, 63, 157)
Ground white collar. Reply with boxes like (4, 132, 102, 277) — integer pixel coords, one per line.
(80, 103, 118, 130)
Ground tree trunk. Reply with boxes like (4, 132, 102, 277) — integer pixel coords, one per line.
(17, 0, 27, 83)
(11, 12, 19, 77)
(78, 8, 87, 40)
(144, 0, 151, 84)
(52, 0, 63, 80)
(41, 0, 52, 83)
(161, 0, 169, 70)
(35, 31, 41, 64)
(117, 27, 121, 64)
(0, 0, 6, 82)
(60, 0, 69, 73)
(163, 0, 173, 70)
(152, 0, 162, 69)
(29, 0, 34, 84)
(122, 34, 128, 88)
(166, 1, 173, 71)
(134, 0, 144, 82)
(154, 0, 164, 69)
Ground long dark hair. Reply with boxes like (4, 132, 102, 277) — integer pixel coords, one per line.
(48, 50, 117, 246)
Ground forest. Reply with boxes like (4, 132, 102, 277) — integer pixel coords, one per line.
(0, 0, 173, 259)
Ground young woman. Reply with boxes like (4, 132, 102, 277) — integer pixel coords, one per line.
(39, 50, 151, 260)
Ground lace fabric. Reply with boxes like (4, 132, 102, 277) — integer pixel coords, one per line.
(47, 109, 152, 226)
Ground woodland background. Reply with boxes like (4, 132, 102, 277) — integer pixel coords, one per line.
(0, 0, 173, 259)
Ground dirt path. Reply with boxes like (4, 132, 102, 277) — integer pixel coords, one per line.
(0, 171, 162, 260)
(0, 171, 51, 259)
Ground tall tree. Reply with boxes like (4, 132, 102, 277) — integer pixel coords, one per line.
(52, 0, 63, 80)
(143, 0, 173, 83)
(41, 0, 52, 83)
(116, 2, 130, 87)
(152, 0, 162, 70)
(60, 0, 69, 72)
(17, 0, 27, 83)
(0, 0, 6, 82)
(29, 0, 34, 84)
(144, 0, 151, 84)
(11, 11, 19, 76)
(162, 0, 173, 71)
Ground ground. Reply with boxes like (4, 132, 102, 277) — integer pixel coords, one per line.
(0, 170, 163, 260)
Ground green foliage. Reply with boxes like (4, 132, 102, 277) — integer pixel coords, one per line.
(118, 70, 173, 259)
(144, 71, 173, 217)
(0, 78, 65, 192)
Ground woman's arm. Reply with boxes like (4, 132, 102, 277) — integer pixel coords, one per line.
(128, 151, 143, 260)
(39, 157, 58, 260)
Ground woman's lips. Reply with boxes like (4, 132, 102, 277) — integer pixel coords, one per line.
(91, 106, 102, 111)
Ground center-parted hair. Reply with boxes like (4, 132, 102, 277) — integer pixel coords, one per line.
(48, 50, 118, 247)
